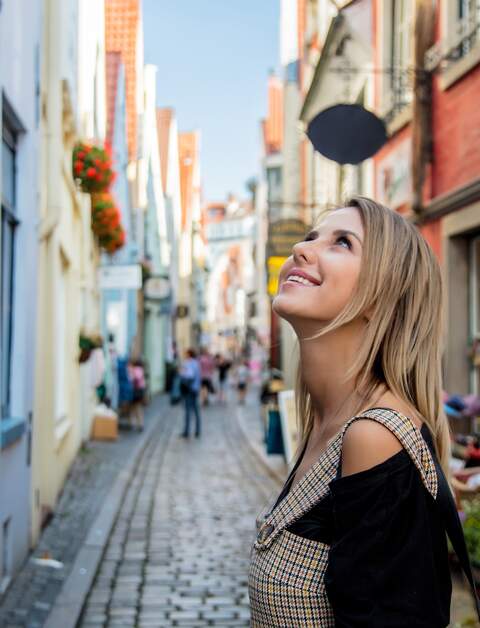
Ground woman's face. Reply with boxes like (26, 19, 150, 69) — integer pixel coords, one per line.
(272, 207, 364, 328)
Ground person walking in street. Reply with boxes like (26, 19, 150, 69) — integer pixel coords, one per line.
(128, 358, 146, 431)
(199, 347, 216, 406)
(235, 359, 249, 405)
(249, 196, 480, 626)
(180, 348, 202, 438)
(215, 354, 231, 404)
(104, 333, 119, 409)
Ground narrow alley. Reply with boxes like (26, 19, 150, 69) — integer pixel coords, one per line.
(77, 395, 278, 628)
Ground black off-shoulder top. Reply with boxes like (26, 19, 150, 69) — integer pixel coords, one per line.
(275, 422, 453, 627)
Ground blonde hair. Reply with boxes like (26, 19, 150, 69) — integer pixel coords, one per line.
(296, 195, 451, 475)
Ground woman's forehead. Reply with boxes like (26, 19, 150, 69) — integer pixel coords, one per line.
(315, 206, 362, 232)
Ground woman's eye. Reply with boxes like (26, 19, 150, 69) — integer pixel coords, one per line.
(335, 235, 351, 249)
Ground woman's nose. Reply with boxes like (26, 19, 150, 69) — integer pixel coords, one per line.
(292, 240, 316, 265)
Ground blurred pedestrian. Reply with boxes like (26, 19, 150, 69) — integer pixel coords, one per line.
(104, 333, 119, 409)
(128, 358, 146, 431)
(180, 348, 202, 438)
(169, 343, 182, 406)
(199, 347, 216, 406)
(215, 354, 231, 404)
(236, 359, 249, 405)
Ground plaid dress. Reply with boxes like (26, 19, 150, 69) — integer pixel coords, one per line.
(249, 408, 438, 627)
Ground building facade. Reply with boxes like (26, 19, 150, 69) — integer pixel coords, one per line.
(0, 0, 42, 589)
(177, 131, 201, 354)
(142, 65, 170, 394)
(31, 0, 105, 543)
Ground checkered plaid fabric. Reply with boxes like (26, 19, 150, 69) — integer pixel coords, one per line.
(249, 408, 438, 627)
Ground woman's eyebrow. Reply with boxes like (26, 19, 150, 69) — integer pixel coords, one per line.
(309, 227, 363, 245)
(332, 228, 363, 246)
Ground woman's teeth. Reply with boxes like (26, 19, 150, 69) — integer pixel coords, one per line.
(287, 275, 317, 287)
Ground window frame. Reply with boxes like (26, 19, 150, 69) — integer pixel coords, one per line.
(1, 99, 22, 421)
(380, 0, 414, 124)
(426, 0, 480, 89)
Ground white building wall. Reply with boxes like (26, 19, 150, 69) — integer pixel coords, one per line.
(0, 0, 42, 583)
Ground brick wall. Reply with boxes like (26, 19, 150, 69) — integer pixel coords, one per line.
(431, 66, 480, 199)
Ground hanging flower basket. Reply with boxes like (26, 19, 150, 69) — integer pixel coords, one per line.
(90, 193, 126, 255)
(72, 142, 115, 193)
(91, 193, 121, 236)
(99, 224, 126, 256)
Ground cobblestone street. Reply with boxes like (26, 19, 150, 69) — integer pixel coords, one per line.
(78, 396, 277, 628)
(1, 392, 478, 627)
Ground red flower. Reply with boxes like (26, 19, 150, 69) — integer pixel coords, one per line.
(74, 161, 83, 174)
(86, 167, 96, 178)
(77, 151, 86, 159)
(95, 172, 103, 182)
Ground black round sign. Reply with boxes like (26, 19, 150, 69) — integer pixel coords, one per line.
(306, 103, 387, 165)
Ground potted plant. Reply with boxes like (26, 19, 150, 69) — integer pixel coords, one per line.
(72, 141, 115, 193)
(79, 331, 103, 363)
(462, 497, 480, 585)
(90, 193, 126, 255)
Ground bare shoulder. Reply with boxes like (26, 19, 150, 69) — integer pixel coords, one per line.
(341, 419, 404, 478)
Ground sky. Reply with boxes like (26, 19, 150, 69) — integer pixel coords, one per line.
(142, 0, 279, 203)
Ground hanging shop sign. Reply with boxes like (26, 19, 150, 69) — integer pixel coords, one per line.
(144, 276, 171, 301)
(307, 103, 387, 165)
(98, 264, 142, 290)
(268, 219, 307, 258)
(267, 256, 287, 297)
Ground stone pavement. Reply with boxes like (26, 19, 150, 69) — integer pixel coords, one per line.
(3, 384, 478, 627)
(0, 396, 167, 628)
(78, 393, 277, 627)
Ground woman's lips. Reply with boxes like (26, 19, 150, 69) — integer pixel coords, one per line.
(284, 268, 322, 287)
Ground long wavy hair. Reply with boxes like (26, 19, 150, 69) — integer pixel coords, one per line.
(295, 196, 451, 475)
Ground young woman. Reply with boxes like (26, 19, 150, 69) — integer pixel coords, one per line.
(249, 197, 479, 627)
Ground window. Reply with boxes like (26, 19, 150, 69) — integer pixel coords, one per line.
(457, 0, 480, 56)
(382, 0, 413, 120)
(1, 110, 20, 419)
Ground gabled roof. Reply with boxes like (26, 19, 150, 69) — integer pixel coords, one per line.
(299, 14, 344, 123)
(105, 0, 142, 160)
(178, 132, 200, 229)
(263, 74, 284, 154)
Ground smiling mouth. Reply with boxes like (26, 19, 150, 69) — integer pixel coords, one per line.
(285, 274, 321, 287)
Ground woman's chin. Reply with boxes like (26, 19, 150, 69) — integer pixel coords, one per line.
(272, 293, 301, 320)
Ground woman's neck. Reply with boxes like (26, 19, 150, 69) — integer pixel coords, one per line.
(298, 320, 374, 434)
